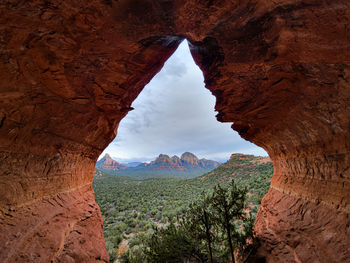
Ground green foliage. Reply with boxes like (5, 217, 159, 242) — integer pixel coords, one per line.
(93, 154, 273, 261)
(121, 234, 149, 263)
(145, 222, 206, 263)
(144, 180, 256, 263)
(185, 193, 216, 262)
(121, 246, 147, 263)
(209, 181, 253, 261)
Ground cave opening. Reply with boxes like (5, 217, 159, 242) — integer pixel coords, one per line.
(1, 2, 350, 262)
(99, 39, 267, 162)
(93, 39, 271, 262)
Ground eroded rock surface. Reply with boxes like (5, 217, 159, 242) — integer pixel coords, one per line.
(0, 186, 108, 263)
(254, 188, 350, 263)
(0, 0, 349, 262)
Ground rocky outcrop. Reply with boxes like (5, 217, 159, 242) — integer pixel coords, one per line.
(95, 153, 220, 178)
(171, 155, 182, 166)
(180, 152, 199, 167)
(0, 0, 349, 262)
(198, 159, 221, 170)
(200, 153, 273, 184)
(149, 154, 177, 168)
(147, 152, 220, 170)
(96, 154, 126, 171)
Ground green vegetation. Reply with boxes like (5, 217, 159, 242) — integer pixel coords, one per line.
(93, 154, 273, 262)
(142, 181, 255, 263)
(112, 166, 216, 179)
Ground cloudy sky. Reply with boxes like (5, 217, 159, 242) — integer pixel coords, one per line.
(101, 40, 267, 163)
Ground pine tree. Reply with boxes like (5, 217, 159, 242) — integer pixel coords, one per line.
(145, 222, 206, 263)
(185, 193, 215, 263)
(209, 180, 248, 262)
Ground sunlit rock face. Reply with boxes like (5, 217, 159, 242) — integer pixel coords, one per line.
(0, 0, 349, 262)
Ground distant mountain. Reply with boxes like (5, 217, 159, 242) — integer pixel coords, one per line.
(123, 162, 142, 168)
(96, 152, 221, 179)
(146, 152, 220, 170)
(96, 154, 127, 172)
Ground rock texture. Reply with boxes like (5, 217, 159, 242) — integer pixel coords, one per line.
(0, 0, 350, 262)
(0, 186, 108, 263)
(253, 188, 350, 263)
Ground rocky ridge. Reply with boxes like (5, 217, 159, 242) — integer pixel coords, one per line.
(97, 152, 221, 178)
(147, 152, 220, 170)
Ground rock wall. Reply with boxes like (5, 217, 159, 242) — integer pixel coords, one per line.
(0, 0, 349, 262)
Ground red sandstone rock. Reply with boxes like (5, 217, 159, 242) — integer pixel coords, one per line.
(0, 0, 350, 262)
(150, 154, 177, 168)
(180, 152, 199, 167)
(253, 188, 350, 262)
(0, 186, 108, 263)
(146, 152, 220, 170)
(171, 155, 182, 166)
(96, 153, 126, 171)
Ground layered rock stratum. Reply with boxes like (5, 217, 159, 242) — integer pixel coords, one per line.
(0, 1, 350, 262)
(147, 152, 220, 170)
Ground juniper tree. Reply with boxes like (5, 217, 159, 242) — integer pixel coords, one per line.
(209, 180, 249, 262)
(145, 222, 206, 263)
(185, 193, 215, 263)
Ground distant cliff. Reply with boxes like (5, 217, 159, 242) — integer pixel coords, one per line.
(147, 152, 220, 170)
(96, 154, 127, 172)
(95, 152, 221, 179)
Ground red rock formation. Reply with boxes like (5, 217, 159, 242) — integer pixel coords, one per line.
(149, 154, 177, 168)
(96, 153, 126, 171)
(198, 158, 221, 169)
(253, 188, 350, 263)
(0, 0, 349, 262)
(145, 152, 220, 170)
(181, 152, 199, 167)
(171, 155, 182, 166)
(0, 186, 108, 263)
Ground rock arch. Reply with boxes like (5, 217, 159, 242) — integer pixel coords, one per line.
(0, 1, 349, 262)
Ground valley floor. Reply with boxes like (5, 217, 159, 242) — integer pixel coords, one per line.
(93, 154, 273, 262)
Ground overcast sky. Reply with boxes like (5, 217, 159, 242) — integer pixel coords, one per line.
(100, 40, 267, 163)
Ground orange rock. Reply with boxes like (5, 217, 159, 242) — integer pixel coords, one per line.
(0, 1, 349, 262)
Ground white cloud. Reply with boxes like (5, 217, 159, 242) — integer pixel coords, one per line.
(100, 40, 267, 162)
